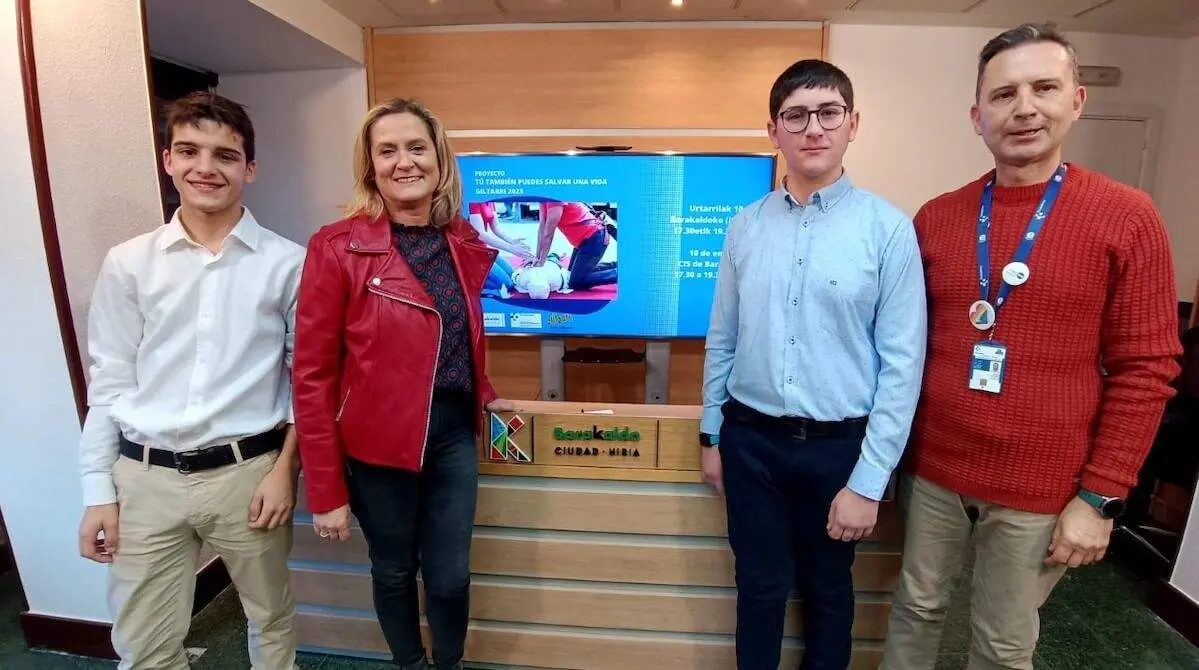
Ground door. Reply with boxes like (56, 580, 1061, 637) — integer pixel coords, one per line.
(1061, 116, 1150, 190)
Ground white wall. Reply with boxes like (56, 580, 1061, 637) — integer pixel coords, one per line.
(219, 67, 368, 245)
(1157, 37, 1199, 302)
(0, 0, 110, 623)
(828, 24, 1197, 298)
(32, 0, 164, 368)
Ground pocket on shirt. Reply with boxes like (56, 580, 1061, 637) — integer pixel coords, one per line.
(814, 268, 877, 337)
(821, 268, 877, 305)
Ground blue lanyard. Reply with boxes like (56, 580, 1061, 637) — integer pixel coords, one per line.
(977, 163, 1066, 317)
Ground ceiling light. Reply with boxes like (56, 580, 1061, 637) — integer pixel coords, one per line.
(671, 0, 684, 6)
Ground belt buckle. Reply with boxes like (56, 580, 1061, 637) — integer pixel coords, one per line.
(792, 418, 808, 440)
(173, 450, 196, 474)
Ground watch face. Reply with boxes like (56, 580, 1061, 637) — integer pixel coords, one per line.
(1102, 498, 1126, 519)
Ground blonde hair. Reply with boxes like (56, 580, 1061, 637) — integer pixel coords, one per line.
(344, 98, 461, 227)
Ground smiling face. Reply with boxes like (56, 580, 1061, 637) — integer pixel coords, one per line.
(369, 112, 440, 217)
(768, 85, 858, 186)
(971, 40, 1085, 171)
(163, 119, 254, 217)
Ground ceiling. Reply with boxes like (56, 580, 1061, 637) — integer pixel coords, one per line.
(144, 0, 361, 74)
(323, 0, 1199, 37)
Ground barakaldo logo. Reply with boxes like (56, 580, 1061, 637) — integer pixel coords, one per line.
(553, 425, 641, 442)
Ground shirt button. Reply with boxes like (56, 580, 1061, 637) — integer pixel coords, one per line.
(372, 277, 382, 286)
(789, 337, 796, 345)
(787, 377, 794, 384)
(791, 298, 798, 306)
(803, 221, 809, 228)
(797, 258, 804, 265)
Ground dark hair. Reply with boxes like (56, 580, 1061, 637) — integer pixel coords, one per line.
(768, 59, 854, 120)
(977, 23, 1079, 100)
(164, 91, 256, 163)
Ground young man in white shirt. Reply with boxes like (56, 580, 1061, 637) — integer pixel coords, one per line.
(76, 92, 304, 670)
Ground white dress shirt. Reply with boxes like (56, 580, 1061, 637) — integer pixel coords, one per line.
(79, 208, 305, 506)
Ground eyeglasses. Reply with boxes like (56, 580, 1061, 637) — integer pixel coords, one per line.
(777, 104, 850, 134)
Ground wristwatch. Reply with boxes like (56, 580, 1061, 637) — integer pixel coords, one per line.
(1078, 489, 1126, 519)
(699, 432, 719, 448)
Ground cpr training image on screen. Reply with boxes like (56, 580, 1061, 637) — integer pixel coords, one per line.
(468, 200, 618, 302)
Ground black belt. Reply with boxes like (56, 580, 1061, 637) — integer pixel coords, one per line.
(119, 427, 286, 473)
(722, 398, 867, 439)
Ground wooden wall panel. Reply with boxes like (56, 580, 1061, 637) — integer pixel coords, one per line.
(370, 28, 824, 130)
(370, 25, 819, 403)
(474, 483, 727, 536)
(291, 532, 902, 592)
(291, 570, 892, 639)
(297, 612, 885, 670)
(296, 478, 902, 544)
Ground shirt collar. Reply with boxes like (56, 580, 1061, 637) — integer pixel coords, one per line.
(158, 207, 261, 252)
(780, 169, 853, 213)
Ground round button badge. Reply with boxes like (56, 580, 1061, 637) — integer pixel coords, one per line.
(969, 299, 996, 331)
(1002, 262, 1030, 286)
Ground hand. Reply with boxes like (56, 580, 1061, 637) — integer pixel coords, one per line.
(79, 504, 120, 563)
(313, 505, 352, 542)
(1046, 496, 1113, 567)
(249, 462, 297, 530)
(486, 398, 520, 413)
(827, 488, 878, 542)
(701, 447, 723, 495)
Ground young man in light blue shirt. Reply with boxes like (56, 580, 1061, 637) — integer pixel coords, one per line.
(700, 59, 927, 670)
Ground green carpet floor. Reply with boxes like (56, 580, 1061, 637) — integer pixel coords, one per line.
(1, 558, 1196, 669)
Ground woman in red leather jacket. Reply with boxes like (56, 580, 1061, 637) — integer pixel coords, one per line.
(292, 98, 515, 670)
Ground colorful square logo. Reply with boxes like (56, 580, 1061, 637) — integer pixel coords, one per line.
(488, 412, 531, 463)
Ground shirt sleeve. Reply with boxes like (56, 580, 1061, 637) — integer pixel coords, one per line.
(79, 250, 143, 506)
(700, 212, 743, 436)
(846, 215, 928, 501)
(1082, 203, 1181, 498)
(293, 234, 352, 513)
(282, 249, 304, 425)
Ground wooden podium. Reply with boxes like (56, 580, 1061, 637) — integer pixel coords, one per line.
(290, 401, 903, 669)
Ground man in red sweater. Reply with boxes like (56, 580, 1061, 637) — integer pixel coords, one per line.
(882, 23, 1182, 669)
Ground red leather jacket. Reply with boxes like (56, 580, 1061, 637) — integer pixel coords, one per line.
(293, 213, 498, 514)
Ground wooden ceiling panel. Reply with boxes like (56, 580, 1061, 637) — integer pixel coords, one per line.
(967, 0, 1109, 19)
(379, 0, 504, 19)
(849, 0, 977, 12)
(614, 0, 741, 21)
(1074, 0, 1199, 24)
(497, 0, 618, 18)
(736, 0, 852, 19)
(323, 0, 405, 26)
(326, 0, 1199, 35)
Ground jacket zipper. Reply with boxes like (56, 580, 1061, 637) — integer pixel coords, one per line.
(335, 385, 352, 421)
(366, 284, 441, 469)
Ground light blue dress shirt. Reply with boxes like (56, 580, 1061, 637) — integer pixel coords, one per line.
(701, 171, 927, 501)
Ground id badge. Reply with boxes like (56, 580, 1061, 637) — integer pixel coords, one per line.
(969, 341, 1007, 394)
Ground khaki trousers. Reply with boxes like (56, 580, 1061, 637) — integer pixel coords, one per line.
(881, 475, 1067, 670)
(109, 450, 296, 670)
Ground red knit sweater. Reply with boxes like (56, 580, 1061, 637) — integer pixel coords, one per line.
(909, 164, 1182, 514)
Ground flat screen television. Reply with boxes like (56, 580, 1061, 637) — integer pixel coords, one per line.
(458, 152, 777, 338)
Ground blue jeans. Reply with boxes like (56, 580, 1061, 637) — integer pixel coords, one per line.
(345, 391, 478, 669)
(482, 257, 515, 297)
(566, 230, 616, 290)
(719, 398, 867, 670)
